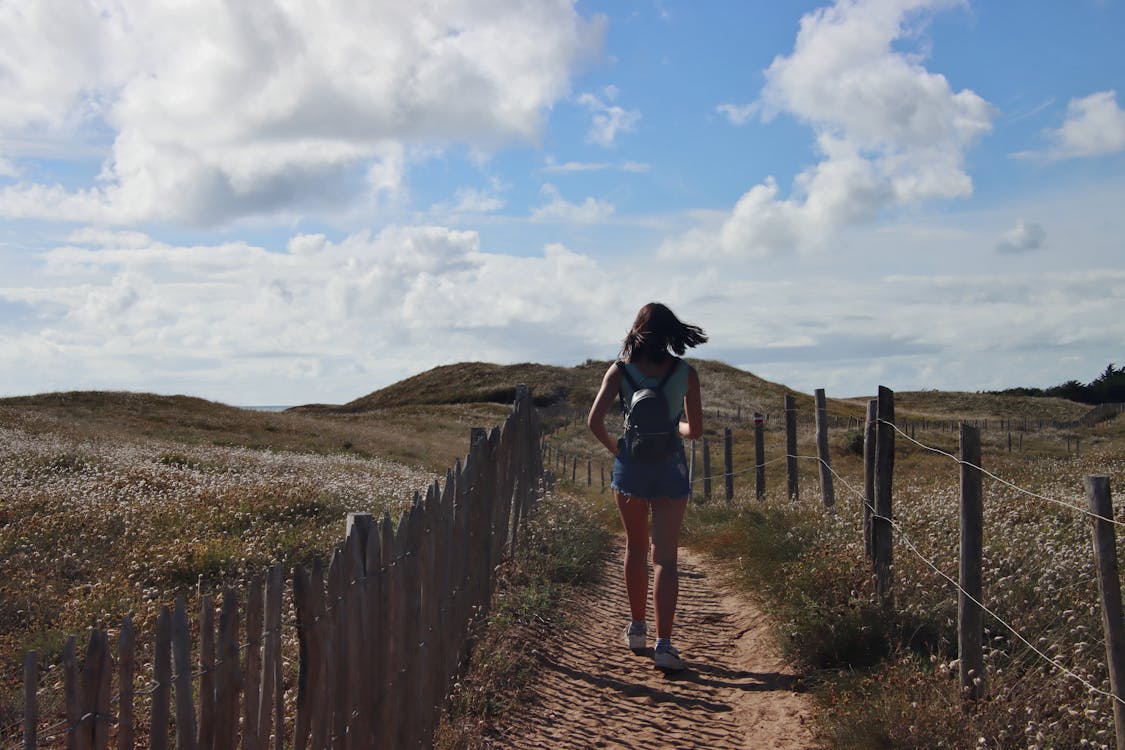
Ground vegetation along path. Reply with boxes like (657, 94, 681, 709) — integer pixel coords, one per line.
(486, 539, 819, 749)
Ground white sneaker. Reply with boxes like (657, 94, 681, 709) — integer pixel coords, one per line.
(653, 644, 685, 672)
(624, 623, 646, 652)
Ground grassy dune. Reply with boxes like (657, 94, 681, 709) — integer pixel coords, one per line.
(2, 361, 1119, 747)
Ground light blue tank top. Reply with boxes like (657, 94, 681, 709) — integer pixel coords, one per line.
(618, 359, 690, 422)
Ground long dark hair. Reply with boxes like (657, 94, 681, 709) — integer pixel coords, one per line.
(621, 302, 708, 363)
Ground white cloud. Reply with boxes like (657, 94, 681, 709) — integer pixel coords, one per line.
(3, 215, 1122, 403)
(1031, 90, 1125, 160)
(576, 86, 640, 147)
(716, 102, 759, 126)
(0, 225, 633, 402)
(0, 0, 605, 226)
(996, 220, 1046, 254)
(0, 157, 18, 178)
(543, 159, 612, 173)
(541, 158, 650, 174)
(428, 187, 505, 215)
(530, 184, 615, 223)
(666, 0, 994, 259)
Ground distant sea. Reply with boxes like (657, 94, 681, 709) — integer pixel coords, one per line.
(240, 405, 294, 412)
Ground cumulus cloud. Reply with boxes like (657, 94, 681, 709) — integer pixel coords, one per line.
(1025, 90, 1125, 161)
(1, 225, 636, 401)
(665, 0, 994, 259)
(530, 184, 615, 223)
(996, 220, 1046, 254)
(0, 0, 605, 226)
(3, 220, 1122, 402)
(576, 86, 640, 147)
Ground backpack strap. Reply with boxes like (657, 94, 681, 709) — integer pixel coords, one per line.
(616, 358, 681, 416)
(616, 360, 640, 391)
(615, 360, 636, 417)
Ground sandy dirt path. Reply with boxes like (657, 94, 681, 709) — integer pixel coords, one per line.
(485, 540, 820, 749)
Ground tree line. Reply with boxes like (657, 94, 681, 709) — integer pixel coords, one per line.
(991, 363, 1125, 405)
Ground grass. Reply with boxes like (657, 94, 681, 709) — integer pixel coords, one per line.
(671, 417, 1125, 749)
(3, 361, 1120, 748)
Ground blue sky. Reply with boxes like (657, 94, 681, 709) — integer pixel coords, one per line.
(1, 0, 1123, 405)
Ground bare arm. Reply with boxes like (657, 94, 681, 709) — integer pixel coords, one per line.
(587, 363, 623, 457)
(679, 365, 703, 440)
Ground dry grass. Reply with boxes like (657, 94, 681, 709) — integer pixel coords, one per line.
(2, 361, 1113, 748)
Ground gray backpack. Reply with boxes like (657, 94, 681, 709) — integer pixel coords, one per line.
(617, 359, 681, 463)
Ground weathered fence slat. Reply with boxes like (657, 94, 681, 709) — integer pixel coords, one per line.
(292, 566, 313, 750)
(117, 617, 135, 750)
(198, 595, 215, 750)
(327, 549, 345, 750)
(17, 385, 546, 750)
(243, 580, 262, 750)
(214, 590, 241, 750)
(150, 609, 170, 750)
(260, 565, 283, 750)
(171, 598, 198, 750)
(24, 651, 37, 750)
(95, 631, 112, 750)
(62, 636, 78, 750)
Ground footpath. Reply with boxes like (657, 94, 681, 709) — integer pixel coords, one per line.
(485, 541, 820, 749)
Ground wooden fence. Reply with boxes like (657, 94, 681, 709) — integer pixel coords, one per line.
(19, 385, 543, 750)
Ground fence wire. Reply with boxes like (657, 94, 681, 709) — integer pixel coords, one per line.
(546, 418, 1124, 710)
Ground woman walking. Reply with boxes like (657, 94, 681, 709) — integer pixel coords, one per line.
(587, 302, 707, 671)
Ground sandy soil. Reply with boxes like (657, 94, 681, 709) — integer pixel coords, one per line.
(485, 541, 821, 749)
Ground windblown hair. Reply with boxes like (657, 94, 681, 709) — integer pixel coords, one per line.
(621, 302, 708, 363)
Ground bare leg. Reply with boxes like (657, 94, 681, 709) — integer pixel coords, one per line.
(650, 496, 688, 639)
(616, 492, 650, 622)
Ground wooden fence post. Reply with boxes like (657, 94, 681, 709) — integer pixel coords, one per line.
(874, 386, 895, 606)
(815, 388, 835, 508)
(702, 437, 712, 501)
(785, 395, 798, 500)
(959, 424, 985, 701)
(723, 428, 734, 502)
(1089, 475, 1125, 750)
(863, 399, 876, 559)
(754, 414, 765, 500)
